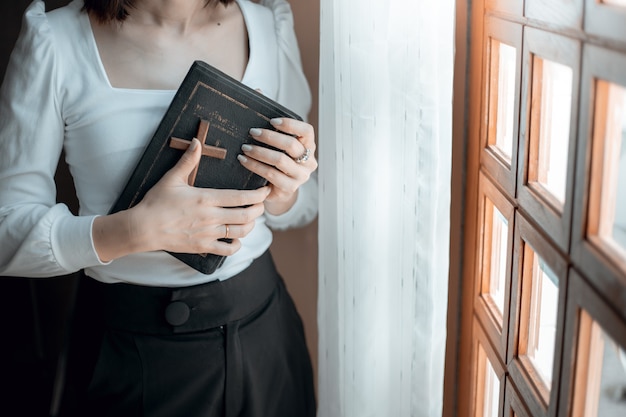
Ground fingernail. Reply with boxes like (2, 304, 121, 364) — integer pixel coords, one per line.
(238, 154, 248, 163)
(270, 118, 283, 126)
(241, 144, 253, 152)
(189, 138, 199, 151)
(249, 128, 262, 137)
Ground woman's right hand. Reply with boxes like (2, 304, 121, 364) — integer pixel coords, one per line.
(92, 138, 270, 263)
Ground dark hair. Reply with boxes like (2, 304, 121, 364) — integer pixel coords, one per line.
(83, 0, 235, 22)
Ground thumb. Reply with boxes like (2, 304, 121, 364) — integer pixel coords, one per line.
(170, 138, 201, 182)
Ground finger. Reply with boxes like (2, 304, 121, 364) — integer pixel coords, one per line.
(237, 155, 302, 194)
(240, 144, 314, 178)
(216, 221, 256, 240)
(206, 238, 242, 257)
(269, 118, 315, 146)
(212, 203, 266, 225)
(165, 138, 201, 182)
(249, 127, 315, 161)
(201, 186, 271, 208)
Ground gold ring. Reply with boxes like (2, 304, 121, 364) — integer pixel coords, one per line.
(224, 224, 230, 239)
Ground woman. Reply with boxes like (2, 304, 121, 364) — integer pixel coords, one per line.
(0, 0, 317, 416)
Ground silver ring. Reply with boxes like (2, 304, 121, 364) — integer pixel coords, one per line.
(294, 148, 311, 164)
(224, 224, 230, 239)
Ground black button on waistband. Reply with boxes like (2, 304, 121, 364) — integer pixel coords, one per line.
(165, 301, 190, 326)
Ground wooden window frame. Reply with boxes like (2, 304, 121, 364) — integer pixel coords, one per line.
(475, 170, 516, 357)
(445, 0, 626, 416)
(557, 268, 626, 417)
(585, 0, 626, 44)
(571, 44, 626, 310)
(485, 0, 523, 17)
(480, 15, 523, 197)
(507, 212, 568, 417)
(524, 0, 583, 30)
(516, 27, 581, 253)
(470, 319, 506, 417)
(504, 376, 534, 417)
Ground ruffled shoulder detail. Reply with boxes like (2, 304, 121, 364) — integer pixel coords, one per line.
(0, 1, 59, 164)
(10, 1, 54, 68)
(22, 0, 47, 29)
(258, 0, 312, 120)
(15, 1, 58, 55)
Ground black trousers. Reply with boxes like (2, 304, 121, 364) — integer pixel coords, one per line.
(60, 251, 315, 417)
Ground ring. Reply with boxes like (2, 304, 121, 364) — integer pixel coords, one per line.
(294, 148, 311, 164)
(224, 224, 230, 239)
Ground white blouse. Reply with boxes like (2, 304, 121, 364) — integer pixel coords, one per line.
(0, 0, 317, 286)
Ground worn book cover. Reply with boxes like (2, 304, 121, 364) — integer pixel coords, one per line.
(109, 60, 302, 274)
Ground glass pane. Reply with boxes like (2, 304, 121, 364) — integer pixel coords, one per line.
(478, 344, 501, 417)
(589, 81, 626, 262)
(529, 57, 573, 207)
(572, 312, 626, 417)
(521, 247, 559, 389)
(488, 40, 517, 162)
(485, 200, 508, 317)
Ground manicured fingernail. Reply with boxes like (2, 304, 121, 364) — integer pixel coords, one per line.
(241, 144, 253, 152)
(249, 128, 262, 136)
(237, 154, 248, 163)
(189, 138, 199, 151)
(270, 118, 283, 126)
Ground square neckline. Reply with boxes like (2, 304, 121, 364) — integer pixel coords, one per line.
(78, 0, 253, 93)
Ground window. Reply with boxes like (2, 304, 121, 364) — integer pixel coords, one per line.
(479, 345, 500, 417)
(450, 1, 626, 417)
(488, 40, 517, 163)
(521, 251, 558, 389)
(527, 58, 572, 208)
(481, 16, 522, 196)
(560, 270, 626, 417)
(572, 313, 626, 417)
(475, 172, 515, 355)
(508, 214, 567, 415)
(472, 322, 505, 417)
(517, 27, 580, 252)
(571, 45, 626, 305)
(486, 205, 508, 315)
(588, 81, 626, 262)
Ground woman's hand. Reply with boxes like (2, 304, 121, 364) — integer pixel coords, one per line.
(238, 117, 318, 216)
(93, 138, 270, 262)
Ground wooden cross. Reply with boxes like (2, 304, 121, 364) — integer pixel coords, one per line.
(169, 119, 227, 185)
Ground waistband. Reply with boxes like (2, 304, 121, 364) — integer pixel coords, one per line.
(85, 250, 279, 335)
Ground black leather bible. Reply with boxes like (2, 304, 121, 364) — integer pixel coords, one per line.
(109, 60, 302, 274)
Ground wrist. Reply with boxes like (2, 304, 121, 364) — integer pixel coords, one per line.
(92, 207, 150, 262)
(264, 190, 298, 216)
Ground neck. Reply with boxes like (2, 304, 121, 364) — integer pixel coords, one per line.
(128, 0, 222, 32)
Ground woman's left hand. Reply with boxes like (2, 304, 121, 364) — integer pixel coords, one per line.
(238, 117, 318, 216)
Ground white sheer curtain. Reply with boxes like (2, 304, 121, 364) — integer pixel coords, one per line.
(317, 0, 455, 416)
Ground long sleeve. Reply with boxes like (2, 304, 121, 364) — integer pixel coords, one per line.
(259, 0, 312, 119)
(259, 0, 318, 230)
(0, 1, 104, 277)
